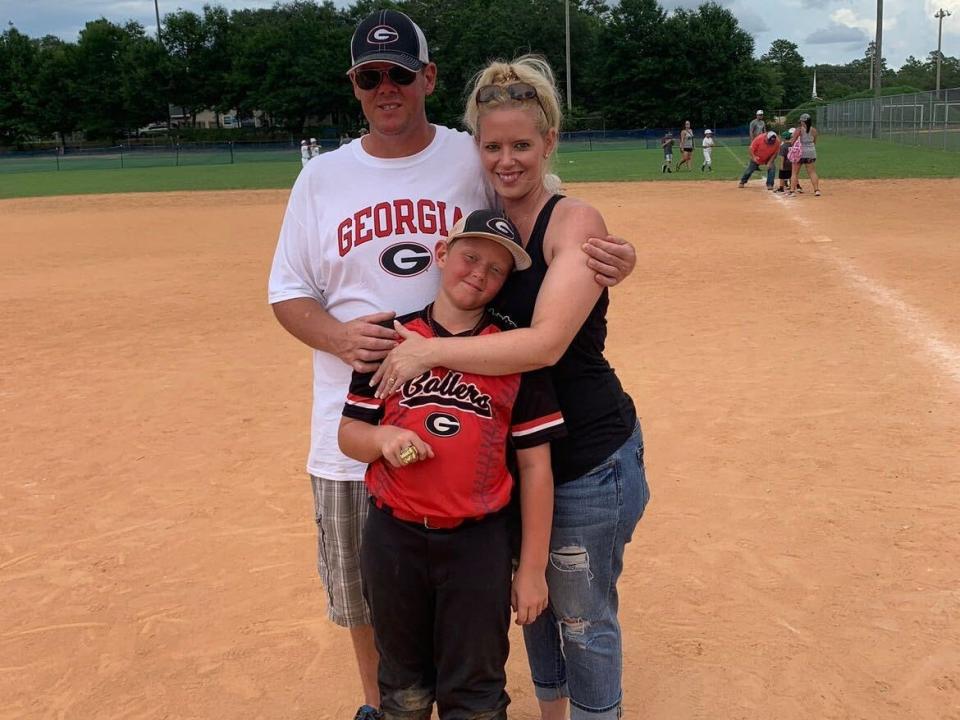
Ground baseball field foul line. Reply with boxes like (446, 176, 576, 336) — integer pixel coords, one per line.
(770, 195, 960, 393)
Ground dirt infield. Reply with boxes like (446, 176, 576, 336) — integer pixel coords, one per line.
(2, 180, 958, 720)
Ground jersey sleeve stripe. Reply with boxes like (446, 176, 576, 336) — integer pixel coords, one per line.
(345, 394, 381, 410)
(511, 412, 564, 437)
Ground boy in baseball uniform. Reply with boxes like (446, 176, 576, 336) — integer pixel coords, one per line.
(339, 210, 565, 720)
(701, 129, 714, 172)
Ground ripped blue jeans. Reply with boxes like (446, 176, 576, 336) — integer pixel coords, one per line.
(522, 423, 650, 720)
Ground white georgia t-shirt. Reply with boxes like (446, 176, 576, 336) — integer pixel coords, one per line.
(268, 125, 492, 481)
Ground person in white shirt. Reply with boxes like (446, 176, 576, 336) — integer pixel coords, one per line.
(300, 139, 310, 168)
(701, 128, 714, 172)
(267, 10, 637, 720)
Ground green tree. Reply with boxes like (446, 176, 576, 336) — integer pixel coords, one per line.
(592, 0, 667, 127)
(72, 19, 166, 139)
(761, 39, 807, 109)
(30, 36, 83, 145)
(223, 2, 354, 131)
(0, 27, 40, 143)
(659, 3, 772, 128)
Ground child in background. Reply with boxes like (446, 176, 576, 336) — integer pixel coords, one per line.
(661, 131, 674, 173)
(701, 129, 714, 172)
(776, 128, 802, 193)
(338, 209, 565, 720)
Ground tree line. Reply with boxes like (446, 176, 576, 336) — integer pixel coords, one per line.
(1, 0, 957, 146)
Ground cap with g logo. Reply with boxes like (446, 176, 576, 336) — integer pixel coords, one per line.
(349, 9, 429, 73)
(446, 209, 531, 272)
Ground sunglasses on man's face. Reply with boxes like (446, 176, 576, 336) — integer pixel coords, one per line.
(475, 82, 546, 117)
(353, 66, 418, 91)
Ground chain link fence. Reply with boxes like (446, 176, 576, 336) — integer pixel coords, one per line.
(0, 139, 342, 174)
(817, 87, 960, 152)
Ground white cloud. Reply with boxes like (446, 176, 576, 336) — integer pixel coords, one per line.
(830, 8, 897, 34)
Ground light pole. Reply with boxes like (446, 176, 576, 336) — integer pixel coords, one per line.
(935, 8, 952, 95)
(565, 0, 572, 113)
(873, 0, 883, 138)
(154, 0, 163, 46)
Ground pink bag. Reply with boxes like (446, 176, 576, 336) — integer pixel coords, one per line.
(787, 142, 802, 164)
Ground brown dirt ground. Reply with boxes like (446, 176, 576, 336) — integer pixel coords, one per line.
(1, 179, 958, 720)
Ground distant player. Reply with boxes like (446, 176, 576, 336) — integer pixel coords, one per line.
(300, 140, 310, 168)
(701, 129, 714, 172)
(339, 209, 565, 720)
(308, 137, 319, 159)
(749, 110, 766, 140)
(660, 131, 674, 173)
(677, 120, 694, 171)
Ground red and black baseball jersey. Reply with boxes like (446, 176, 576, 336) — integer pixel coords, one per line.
(342, 305, 566, 520)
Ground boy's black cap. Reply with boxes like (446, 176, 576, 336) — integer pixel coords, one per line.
(349, 9, 429, 73)
(446, 210, 531, 271)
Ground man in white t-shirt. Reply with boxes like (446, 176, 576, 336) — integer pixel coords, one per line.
(268, 10, 636, 720)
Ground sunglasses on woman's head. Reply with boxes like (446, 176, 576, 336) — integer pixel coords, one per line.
(353, 66, 418, 91)
(476, 82, 547, 117)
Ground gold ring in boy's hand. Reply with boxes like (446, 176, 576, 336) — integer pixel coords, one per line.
(399, 444, 419, 466)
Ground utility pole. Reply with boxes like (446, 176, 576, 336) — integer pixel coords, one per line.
(565, 0, 572, 113)
(935, 9, 952, 96)
(154, 0, 163, 46)
(873, 0, 883, 138)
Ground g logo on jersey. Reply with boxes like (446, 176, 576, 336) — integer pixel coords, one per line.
(426, 412, 461, 437)
(487, 218, 516, 239)
(367, 25, 399, 44)
(380, 243, 432, 277)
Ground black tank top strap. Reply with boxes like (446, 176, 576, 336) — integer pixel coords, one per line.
(527, 194, 565, 260)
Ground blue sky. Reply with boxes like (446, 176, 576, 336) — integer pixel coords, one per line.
(2, 0, 958, 69)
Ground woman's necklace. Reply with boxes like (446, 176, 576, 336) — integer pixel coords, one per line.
(426, 303, 487, 337)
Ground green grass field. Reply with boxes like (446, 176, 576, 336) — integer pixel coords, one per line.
(0, 136, 956, 200)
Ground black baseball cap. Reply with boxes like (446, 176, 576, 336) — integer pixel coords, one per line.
(349, 9, 429, 73)
(446, 210, 531, 271)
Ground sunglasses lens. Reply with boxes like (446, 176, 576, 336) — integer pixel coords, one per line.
(509, 83, 537, 101)
(476, 86, 500, 104)
(388, 67, 417, 85)
(355, 70, 381, 90)
(355, 67, 417, 90)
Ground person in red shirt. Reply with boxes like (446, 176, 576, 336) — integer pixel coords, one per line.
(738, 130, 781, 190)
(338, 209, 566, 720)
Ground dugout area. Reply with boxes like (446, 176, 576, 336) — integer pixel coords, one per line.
(1, 181, 958, 719)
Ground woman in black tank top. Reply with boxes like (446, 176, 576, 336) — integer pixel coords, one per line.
(372, 56, 650, 720)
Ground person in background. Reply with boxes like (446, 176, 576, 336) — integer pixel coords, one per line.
(300, 139, 311, 168)
(701, 128, 714, 172)
(660, 131, 674, 173)
(789, 112, 821, 197)
(738, 130, 781, 190)
(775, 128, 801, 193)
(749, 109, 765, 140)
(677, 120, 694, 171)
(308, 137, 319, 159)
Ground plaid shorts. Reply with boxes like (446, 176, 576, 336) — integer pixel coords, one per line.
(310, 476, 372, 627)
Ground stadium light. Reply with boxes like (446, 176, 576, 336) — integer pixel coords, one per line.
(935, 8, 952, 95)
